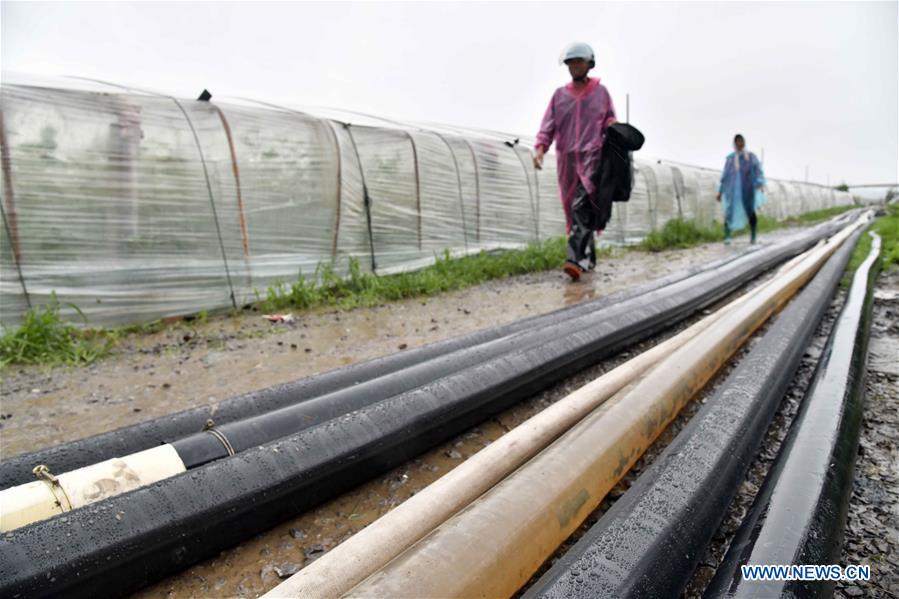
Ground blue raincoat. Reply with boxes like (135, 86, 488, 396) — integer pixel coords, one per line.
(719, 151, 767, 231)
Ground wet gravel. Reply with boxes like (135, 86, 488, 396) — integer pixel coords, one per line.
(836, 270, 899, 599)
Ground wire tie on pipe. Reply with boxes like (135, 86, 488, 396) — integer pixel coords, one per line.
(32, 464, 73, 512)
(203, 425, 236, 457)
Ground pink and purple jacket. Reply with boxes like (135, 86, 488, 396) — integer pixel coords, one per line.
(535, 77, 617, 231)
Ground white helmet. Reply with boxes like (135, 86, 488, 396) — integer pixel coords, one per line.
(560, 42, 595, 68)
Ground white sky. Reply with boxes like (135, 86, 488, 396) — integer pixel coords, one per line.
(2, 0, 897, 184)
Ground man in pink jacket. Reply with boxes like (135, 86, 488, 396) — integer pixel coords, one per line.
(534, 42, 617, 281)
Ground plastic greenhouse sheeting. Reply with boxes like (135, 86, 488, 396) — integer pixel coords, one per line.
(0, 77, 853, 327)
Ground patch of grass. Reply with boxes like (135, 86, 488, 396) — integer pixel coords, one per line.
(259, 237, 574, 312)
(638, 219, 722, 252)
(879, 204, 899, 270)
(782, 204, 856, 226)
(841, 203, 899, 287)
(755, 214, 780, 233)
(117, 319, 166, 336)
(0, 294, 114, 368)
(638, 205, 857, 253)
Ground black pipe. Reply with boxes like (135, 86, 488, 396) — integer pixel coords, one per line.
(704, 231, 880, 599)
(521, 227, 865, 599)
(0, 222, 846, 598)
(0, 234, 796, 488)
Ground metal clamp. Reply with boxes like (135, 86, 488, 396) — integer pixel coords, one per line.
(202, 419, 236, 457)
(33, 464, 73, 512)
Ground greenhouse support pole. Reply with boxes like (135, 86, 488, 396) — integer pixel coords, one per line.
(527, 147, 541, 240)
(211, 105, 251, 257)
(0, 197, 30, 309)
(171, 98, 238, 309)
(641, 167, 657, 232)
(404, 131, 423, 251)
(211, 104, 253, 290)
(324, 121, 344, 261)
(432, 132, 469, 252)
(671, 166, 685, 220)
(508, 141, 539, 240)
(462, 139, 482, 243)
(0, 110, 30, 308)
(343, 124, 377, 273)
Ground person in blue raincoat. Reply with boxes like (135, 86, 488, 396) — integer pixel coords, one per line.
(716, 134, 766, 244)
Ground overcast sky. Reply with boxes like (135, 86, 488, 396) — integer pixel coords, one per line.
(2, 1, 897, 185)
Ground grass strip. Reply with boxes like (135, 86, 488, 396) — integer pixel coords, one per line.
(0, 294, 114, 368)
(841, 203, 899, 287)
(638, 204, 856, 253)
(257, 238, 576, 312)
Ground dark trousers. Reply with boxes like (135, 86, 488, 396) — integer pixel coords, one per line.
(724, 185, 758, 239)
(566, 183, 598, 270)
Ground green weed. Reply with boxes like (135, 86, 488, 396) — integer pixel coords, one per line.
(259, 238, 571, 312)
(0, 294, 114, 368)
(638, 205, 857, 253)
(784, 204, 856, 225)
(638, 219, 721, 252)
(842, 203, 899, 287)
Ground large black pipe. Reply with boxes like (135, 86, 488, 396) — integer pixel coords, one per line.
(3, 216, 849, 487)
(704, 231, 880, 599)
(0, 222, 848, 598)
(0, 246, 759, 488)
(521, 226, 865, 599)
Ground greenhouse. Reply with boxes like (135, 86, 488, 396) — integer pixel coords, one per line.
(0, 76, 853, 326)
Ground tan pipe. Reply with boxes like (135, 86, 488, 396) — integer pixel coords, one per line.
(265, 228, 838, 599)
(345, 218, 864, 599)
